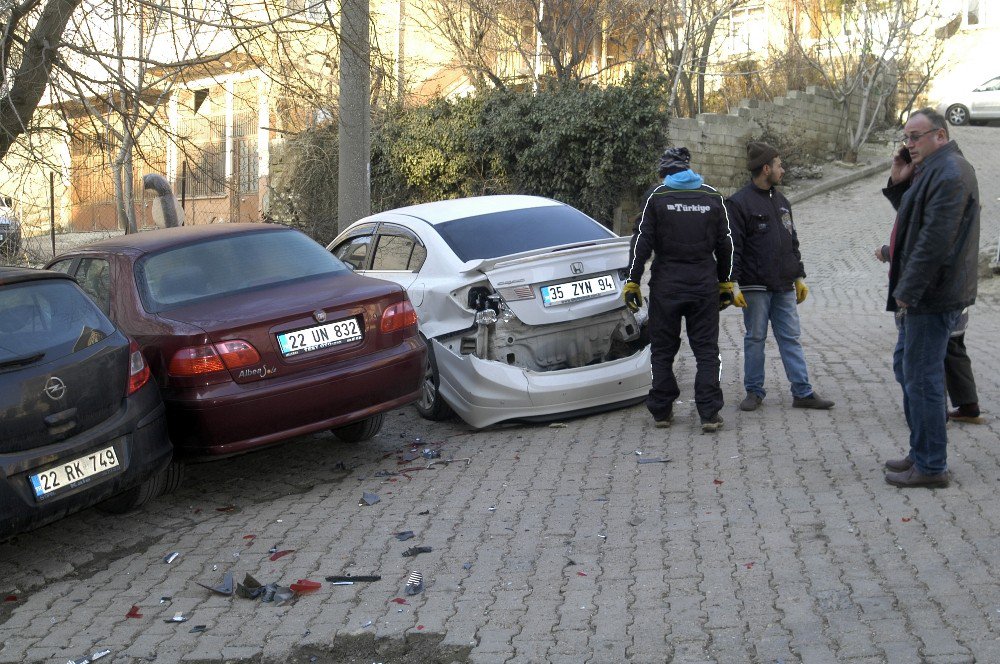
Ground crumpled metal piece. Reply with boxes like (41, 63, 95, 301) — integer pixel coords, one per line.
(394, 531, 415, 541)
(359, 492, 380, 506)
(164, 612, 189, 623)
(401, 546, 432, 558)
(236, 573, 266, 599)
(66, 648, 111, 664)
(163, 551, 180, 564)
(196, 571, 234, 596)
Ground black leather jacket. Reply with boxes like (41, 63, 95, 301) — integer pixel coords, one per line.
(627, 183, 734, 296)
(725, 182, 805, 292)
(881, 141, 979, 314)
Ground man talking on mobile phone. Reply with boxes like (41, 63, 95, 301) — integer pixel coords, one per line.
(880, 108, 980, 488)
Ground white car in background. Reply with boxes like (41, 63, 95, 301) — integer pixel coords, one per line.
(327, 195, 652, 428)
(936, 75, 1000, 125)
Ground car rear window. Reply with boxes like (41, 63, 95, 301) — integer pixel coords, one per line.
(136, 229, 349, 313)
(0, 280, 115, 366)
(434, 205, 615, 262)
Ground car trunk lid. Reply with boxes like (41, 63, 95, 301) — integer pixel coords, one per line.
(157, 272, 407, 384)
(472, 238, 631, 326)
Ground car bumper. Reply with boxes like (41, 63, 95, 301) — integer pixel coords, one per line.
(0, 382, 171, 540)
(164, 337, 425, 458)
(434, 341, 652, 428)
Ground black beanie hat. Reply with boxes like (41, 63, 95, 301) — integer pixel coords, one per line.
(747, 142, 779, 171)
(657, 147, 692, 177)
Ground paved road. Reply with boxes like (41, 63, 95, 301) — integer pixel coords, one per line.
(2, 126, 999, 664)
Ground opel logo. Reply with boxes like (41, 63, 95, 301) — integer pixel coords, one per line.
(571, 262, 584, 275)
(313, 310, 327, 323)
(44, 377, 67, 401)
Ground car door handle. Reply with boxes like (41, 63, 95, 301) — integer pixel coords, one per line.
(44, 408, 77, 428)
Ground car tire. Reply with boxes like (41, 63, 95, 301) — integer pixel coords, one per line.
(332, 412, 385, 443)
(414, 337, 454, 421)
(946, 104, 970, 126)
(157, 460, 185, 496)
(98, 475, 161, 514)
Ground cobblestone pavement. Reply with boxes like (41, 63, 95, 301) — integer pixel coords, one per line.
(2, 127, 999, 664)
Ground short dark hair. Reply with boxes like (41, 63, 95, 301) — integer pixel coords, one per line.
(911, 107, 949, 139)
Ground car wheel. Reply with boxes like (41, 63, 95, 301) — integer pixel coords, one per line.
(415, 338, 454, 421)
(946, 104, 969, 126)
(98, 475, 161, 514)
(332, 412, 385, 443)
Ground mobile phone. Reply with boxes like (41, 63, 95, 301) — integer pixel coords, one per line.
(899, 147, 912, 164)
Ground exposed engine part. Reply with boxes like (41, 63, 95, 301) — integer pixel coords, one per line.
(450, 306, 643, 371)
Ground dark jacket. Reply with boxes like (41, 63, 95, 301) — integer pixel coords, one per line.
(882, 140, 979, 314)
(627, 183, 734, 296)
(725, 182, 805, 292)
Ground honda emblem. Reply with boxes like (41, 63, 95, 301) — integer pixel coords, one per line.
(571, 262, 584, 275)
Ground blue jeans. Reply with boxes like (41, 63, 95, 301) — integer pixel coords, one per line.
(893, 309, 962, 475)
(742, 290, 812, 399)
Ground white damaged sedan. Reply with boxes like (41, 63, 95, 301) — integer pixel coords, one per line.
(327, 195, 652, 428)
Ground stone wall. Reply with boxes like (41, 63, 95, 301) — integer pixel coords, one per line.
(613, 86, 854, 235)
(670, 86, 850, 196)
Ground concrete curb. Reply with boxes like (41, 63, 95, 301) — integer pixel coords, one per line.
(786, 159, 892, 206)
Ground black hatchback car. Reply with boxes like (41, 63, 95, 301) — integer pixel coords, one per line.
(0, 267, 173, 539)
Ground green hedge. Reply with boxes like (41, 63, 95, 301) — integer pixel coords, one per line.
(372, 69, 671, 228)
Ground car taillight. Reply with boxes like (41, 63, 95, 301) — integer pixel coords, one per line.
(126, 339, 151, 395)
(380, 300, 418, 334)
(168, 340, 260, 377)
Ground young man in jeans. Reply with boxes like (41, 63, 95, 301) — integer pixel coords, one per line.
(725, 142, 834, 413)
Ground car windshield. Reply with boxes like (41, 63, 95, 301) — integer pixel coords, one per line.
(434, 206, 615, 262)
(0, 280, 115, 366)
(136, 229, 350, 313)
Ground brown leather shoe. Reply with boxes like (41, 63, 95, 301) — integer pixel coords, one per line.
(948, 404, 985, 424)
(884, 466, 950, 488)
(884, 456, 914, 472)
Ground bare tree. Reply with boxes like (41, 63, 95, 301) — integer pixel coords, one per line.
(784, 0, 946, 160)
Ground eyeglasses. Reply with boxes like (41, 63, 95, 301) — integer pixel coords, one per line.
(900, 128, 939, 144)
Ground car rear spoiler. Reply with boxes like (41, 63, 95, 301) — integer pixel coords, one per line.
(459, 237, 630, 274)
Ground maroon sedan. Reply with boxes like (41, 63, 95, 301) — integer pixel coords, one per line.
(47, 224, 425, 458)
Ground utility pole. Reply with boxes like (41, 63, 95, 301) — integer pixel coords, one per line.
(338, 0, 371, 233)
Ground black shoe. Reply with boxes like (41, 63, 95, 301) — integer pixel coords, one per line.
(700, 413, 724, 432)
(948, 404, 984, 424)
(884, 456, 914, 472)
(792, 392, 834, 409)
(654, 414, 673, 428)
(739, 393, 762, 411)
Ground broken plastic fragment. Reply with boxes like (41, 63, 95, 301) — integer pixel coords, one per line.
(713, 479, 724, 485)
(362, 621, 373, 628)
(189, 625, 207, 633)
(3, 595, 16, 602)
(125, 605, 143, 619)
(289, 579, 322, 593)
(269, 549, 294, 562)
(243, 534, 255, 540)
(159, 596, 171, 603)
(462, 562, 472, 570)
(421, 449, 440, 459)
(325, 575, 381, 583)
(164, 612, 189, 623)
(577, 571, 588, 577)
(360, 492, 380, 506)
(417, 510, 430, 515)
(637, 457, 670, 464)
(163, 552, 180, 564)
(196, 571, 234, 596)
(236, 573, 265, 599)
(402, 546, 432, 558)
(91, 650, 111, 661)
(404, 571, 424, 596)
(215, 505, 236, 512)
(390, 597, 409, 605)
(394, 531, 415, 541)
(416, 625, 425, 630)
